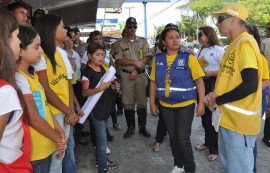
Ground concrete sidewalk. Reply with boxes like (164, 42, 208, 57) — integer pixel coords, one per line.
(75, 108, 270, 173)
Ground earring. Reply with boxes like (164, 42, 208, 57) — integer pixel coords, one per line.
(163, 44, 166, 50)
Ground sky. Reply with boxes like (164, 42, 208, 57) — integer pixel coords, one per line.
(96, 0, 190, 38)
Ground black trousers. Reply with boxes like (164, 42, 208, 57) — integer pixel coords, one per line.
(73, 82, 84, 142)
(162, 104, 195, 173)
(110, 97, 118, 125)
(155, 101, 167, 143)
(201, 78, 218, 154)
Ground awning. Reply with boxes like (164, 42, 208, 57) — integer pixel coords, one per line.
(21, 0, 124, 26)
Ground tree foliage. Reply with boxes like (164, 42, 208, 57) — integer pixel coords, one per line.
(180, 0, 270, 28)
(155, 25, 165, 35)
(241, 0, 270, 27)
(155, 0, 270, 41)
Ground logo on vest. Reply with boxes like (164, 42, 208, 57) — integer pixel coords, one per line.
(50, 74, 68, 86)
(227, 52, 235, 64)
(175, 59, 186, 70)
(177, 59, 184, 66)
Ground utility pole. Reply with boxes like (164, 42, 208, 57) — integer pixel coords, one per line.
(125, 6, 135, 17)
(143, 1, 147, 38)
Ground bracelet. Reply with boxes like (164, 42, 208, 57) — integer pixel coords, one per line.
(69, 112, 75, 119)
(66, 112, 75, 123)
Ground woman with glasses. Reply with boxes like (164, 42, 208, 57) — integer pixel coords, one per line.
(195, 26, 224, 161)
(149, 23, 205, 173)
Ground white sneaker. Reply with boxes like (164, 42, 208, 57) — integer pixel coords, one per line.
(169, 166, 185, 173)
(106, 147, 111, 155)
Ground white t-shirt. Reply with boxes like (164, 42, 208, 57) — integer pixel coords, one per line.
(195, 45, 224, 71)
(71, 49, 81, 80)
(15, 73, 33, 95)
(0, 85, 24, 164)
(33, 47, 73, 80)
(57, 47, 73, 80)
(81, 51, 88, 65)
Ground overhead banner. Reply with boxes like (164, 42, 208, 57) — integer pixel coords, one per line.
(96, 19, 125, 35)
(105, 8, 122, 13)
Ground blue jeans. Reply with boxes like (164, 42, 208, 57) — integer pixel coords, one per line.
(31, 155, 52, 173)
(63, 126, 76, 173)
(253, 95, 268, 173)
(219, 127, 256, 173)
(92, 116, 107, 171)
(262, 95, 267, 116)
(50, 113, 70, 173)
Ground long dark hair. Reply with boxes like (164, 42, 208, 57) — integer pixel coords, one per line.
(199, 26, 220, 47)
(18, 25, 39, 75)
(34, 14, 62, 73)
(18, 25, 38, 49)
(0, 9, 29, 122)
(246, 24, 261, 50)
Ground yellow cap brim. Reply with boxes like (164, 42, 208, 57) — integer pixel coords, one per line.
(211, 12, 226, 18)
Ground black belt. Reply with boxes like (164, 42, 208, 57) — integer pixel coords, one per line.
(122, 69, 145, 74)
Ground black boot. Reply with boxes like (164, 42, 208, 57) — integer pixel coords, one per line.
(116, 97, 123, 116)
(263, 117, 270, 147)
(123, 110, 135, 138)
(137, 108, 151, 137)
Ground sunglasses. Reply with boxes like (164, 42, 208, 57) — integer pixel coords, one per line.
(217, 15, 232, 24)
(198, 32, 204, 38)
(165, 24, 179, 31)
(127, 25, 137, 29)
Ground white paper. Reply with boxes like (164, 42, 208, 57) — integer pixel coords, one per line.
(79, 66, 116, 124)
(212, 107, 222, 132)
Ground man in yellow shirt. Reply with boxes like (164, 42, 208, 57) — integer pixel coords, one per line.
(207, 3, 262, 173)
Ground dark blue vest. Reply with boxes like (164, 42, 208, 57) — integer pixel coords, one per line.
(155, 51, 196, 104)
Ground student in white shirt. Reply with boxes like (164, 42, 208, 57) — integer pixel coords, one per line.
(0, 9, 32, 172)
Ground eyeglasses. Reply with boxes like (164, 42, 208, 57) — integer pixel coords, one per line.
(198, 32, 204, 38)
(217, 15, 232, 24)
(127, 25, 137, 29)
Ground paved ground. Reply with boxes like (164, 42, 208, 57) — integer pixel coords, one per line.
(75, 107, 270, 173)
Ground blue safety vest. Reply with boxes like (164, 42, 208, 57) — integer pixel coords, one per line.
(155, 51, 196, 104)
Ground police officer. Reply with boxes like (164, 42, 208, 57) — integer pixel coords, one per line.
(73, 27, 88, 57)
(115, 17, 152, 138)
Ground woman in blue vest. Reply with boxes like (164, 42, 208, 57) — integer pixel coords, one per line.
(149, 23, 205, 173)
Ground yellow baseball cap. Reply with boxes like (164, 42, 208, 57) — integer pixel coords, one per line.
(212, 3, 248, 22)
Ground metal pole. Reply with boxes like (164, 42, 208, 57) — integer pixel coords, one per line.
(143, 1, 147, 38)
(125, 7, 134, 17)
(101, 9, 106, 33)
